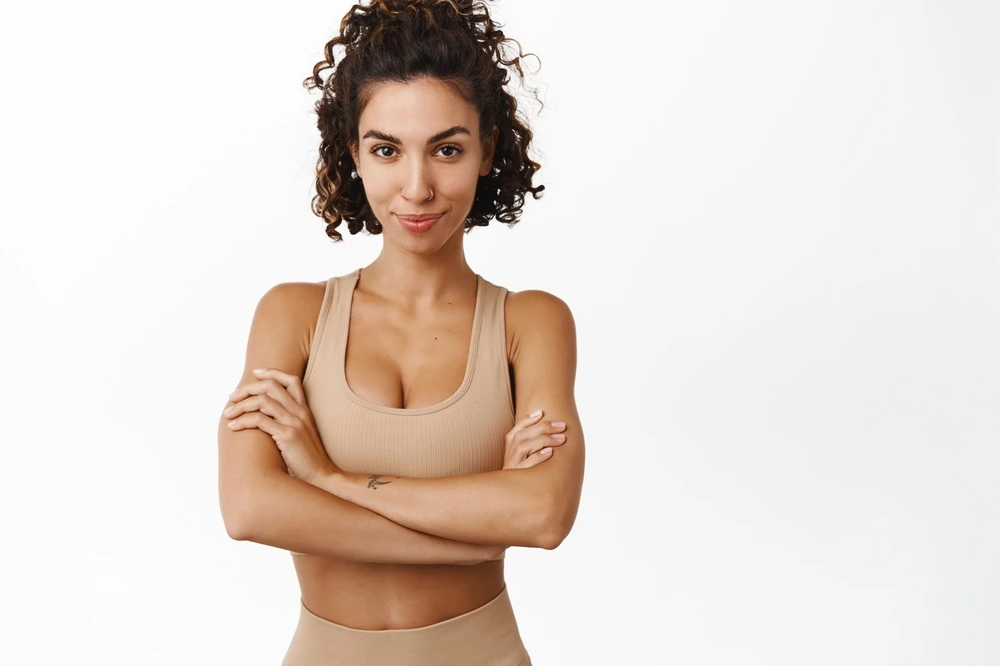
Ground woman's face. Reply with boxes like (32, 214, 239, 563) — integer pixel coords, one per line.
(350, 77, 497, 255)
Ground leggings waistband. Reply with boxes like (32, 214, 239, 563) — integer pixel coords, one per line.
(282, 584, 530, 666)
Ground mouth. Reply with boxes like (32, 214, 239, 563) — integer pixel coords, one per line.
(395, 212, 443, 233)
(396, 213, 444, 222)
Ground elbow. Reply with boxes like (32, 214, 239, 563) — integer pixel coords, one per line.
(220, 470, 289, 543)
(532, 502, 576, 551)
(223, 509, 252, 542)
(535, 519, 572, 550)
(535, 529, 566, 551)
(220, 487, 258, 542)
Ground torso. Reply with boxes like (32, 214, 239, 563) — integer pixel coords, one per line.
(290, 270, 517, 630)
(292, 558, 506, 630)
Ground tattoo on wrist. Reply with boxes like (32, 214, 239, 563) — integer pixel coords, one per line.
(367, 474, 397, 490)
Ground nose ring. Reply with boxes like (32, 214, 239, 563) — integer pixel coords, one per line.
(426, 188, 434, 201)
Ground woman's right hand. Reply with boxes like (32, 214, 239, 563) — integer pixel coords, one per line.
(502, 409, 567, 470)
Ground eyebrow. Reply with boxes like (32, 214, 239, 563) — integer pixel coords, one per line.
(361, 125, 472, 145)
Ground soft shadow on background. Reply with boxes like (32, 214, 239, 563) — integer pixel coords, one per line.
(1, 1, 997, 664)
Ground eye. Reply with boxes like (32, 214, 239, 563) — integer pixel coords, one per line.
(371, 144, 397, 159)
(369, 144, 465, 159)
(437, 144, 464, 158)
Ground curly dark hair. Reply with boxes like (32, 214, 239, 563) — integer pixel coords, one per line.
(302, 0, 545, 242)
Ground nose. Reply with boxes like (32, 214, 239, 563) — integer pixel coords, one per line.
(400, 155, 434, 203)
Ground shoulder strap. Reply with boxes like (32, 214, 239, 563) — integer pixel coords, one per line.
(469, 277, 514, 416)
(302, 270, 356, 386)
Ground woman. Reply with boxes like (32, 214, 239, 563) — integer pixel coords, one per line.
(217, 1, 585, 663)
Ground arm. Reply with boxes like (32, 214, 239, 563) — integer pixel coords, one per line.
(318, 290, 586, 550)
(218, 282, 501, 565)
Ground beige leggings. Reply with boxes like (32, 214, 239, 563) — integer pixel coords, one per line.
(281, 585, 531, 666)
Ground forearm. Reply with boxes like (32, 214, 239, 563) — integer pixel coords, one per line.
(227, 471, 501, 565)
(317, 468, 560, 549)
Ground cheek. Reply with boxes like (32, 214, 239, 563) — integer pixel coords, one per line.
(360, 178, 393, 203)
(440, 168, 483, 198)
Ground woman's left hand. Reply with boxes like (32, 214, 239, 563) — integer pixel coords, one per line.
(224, 368, 338, 486)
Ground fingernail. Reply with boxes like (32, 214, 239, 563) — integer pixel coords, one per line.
(227, 421, 237, 428)
(551, 421, 565, 428)
(551, 433, 565, 440)
(529, 409, 542, 418)
(541, 447, 552, 455)
(223, 406, 233, 415)
(252, 368, 265, 374)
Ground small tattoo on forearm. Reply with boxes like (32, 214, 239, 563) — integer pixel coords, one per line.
(367, 474, 396, 490)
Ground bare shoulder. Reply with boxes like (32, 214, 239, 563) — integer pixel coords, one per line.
(254, 280, 327, 332)
(256, 280, 327, 317)
(245, 280, 328, 374)
(505, 288, 574, 324)
(504, 288, 577, 361)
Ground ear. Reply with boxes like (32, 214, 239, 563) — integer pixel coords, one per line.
(479, 125, 499, 177)
(349, 141, 362, 179)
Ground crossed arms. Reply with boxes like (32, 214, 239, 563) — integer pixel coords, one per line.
(217, 282, 585, 565)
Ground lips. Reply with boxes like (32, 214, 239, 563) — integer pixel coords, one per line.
(396, 213, 443, 222)
(395, 212, 443, 233)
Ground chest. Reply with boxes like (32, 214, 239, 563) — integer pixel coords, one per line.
(301, 271, 516, 478)
(343, 291, 477, 411)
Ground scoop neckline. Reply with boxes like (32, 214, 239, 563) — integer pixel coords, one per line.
(337, 268, 485, 416)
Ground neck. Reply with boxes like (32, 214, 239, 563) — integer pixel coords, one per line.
(360, 235, 476, 307)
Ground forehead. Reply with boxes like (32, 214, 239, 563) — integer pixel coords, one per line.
(359, 77, 479, 139)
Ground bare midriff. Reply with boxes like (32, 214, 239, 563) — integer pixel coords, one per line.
(292, 555, 505, 630)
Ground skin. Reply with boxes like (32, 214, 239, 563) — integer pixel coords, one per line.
(217, 76, 585, 630)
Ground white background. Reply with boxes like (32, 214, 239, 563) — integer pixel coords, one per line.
(1, 1, 997, 664)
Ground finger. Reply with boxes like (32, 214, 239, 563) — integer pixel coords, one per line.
(517, 432, 565, 460)
(227, 411, 280, 437)
(223, 394, 266, 419)
(518, 420, 567, 441)
(230, 379, 279, 402)
(513, 424, 566, 453)
(230, 395, 301, 428)
(517, 446, 554, 469)
(233, 379, 302, 418)
(252, 368, 306, 404)
(536, 432, 567, 448)
(507, 409, 545, 438)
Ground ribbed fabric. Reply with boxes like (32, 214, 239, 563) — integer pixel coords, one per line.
(302, 269, 516, 478)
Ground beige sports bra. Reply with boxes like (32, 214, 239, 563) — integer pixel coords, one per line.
(301, 269, 516, 478)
